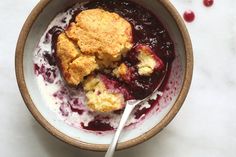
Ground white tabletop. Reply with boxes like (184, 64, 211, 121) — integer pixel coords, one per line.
(1, 0, 236, 156)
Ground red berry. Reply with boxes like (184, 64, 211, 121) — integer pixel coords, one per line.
(183, 10, 195, 23)
(203, 0, 214, 7)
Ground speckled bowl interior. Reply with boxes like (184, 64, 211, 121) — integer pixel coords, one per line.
(16, 0, 193, 151)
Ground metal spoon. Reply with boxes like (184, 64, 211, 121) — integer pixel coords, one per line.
(105, 69, 167, 157)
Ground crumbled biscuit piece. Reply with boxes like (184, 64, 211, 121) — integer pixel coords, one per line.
(66, 9, 133, 67)
(113, 63, 128, 77)
(136, 45, 164, 76)
(65, 23, 80, 41)
(113, 63, 132, 81)
(56, 33, 98, 85)
(56, 33, 80, 71)
(67, 55, 98, 85)
(57, 9, 133, 86)
(83, 75, 125, 112)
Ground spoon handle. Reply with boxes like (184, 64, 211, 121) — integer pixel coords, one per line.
(105, 101, 140, 157)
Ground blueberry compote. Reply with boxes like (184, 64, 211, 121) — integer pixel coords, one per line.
(34, 0, 175, 132)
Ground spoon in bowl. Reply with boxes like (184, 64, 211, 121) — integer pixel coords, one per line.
(104, 68, 167, 157)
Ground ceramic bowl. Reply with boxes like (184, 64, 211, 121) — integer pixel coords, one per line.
(15, 0, 193, 151)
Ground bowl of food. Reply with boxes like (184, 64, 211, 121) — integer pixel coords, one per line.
(15, 0, 193, 151)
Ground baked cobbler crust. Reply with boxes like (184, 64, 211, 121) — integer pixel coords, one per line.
(56, 33, 98, 85)
(83, 75, 125, 112)
(66, 8, 133, 67)
(56, 9, 133, 86)
(136, 45, 164, 76)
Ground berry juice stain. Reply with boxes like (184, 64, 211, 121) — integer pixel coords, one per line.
(81, 120, 114, 131)
(183, 10, 195, 23)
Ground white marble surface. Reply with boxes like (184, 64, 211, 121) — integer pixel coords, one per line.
(1, 0, 236, 156)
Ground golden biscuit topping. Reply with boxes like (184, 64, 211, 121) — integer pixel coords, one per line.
(83, 75, 125, 112)
(66, 8, 133, 66)
(136, 45, 160, 76)
(67, 55, 98, 85)
(56, 9, 133, 86)
(56, 33, 80, 70)
(113, 63, 128, 77)
(56, 33, 98, 85)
